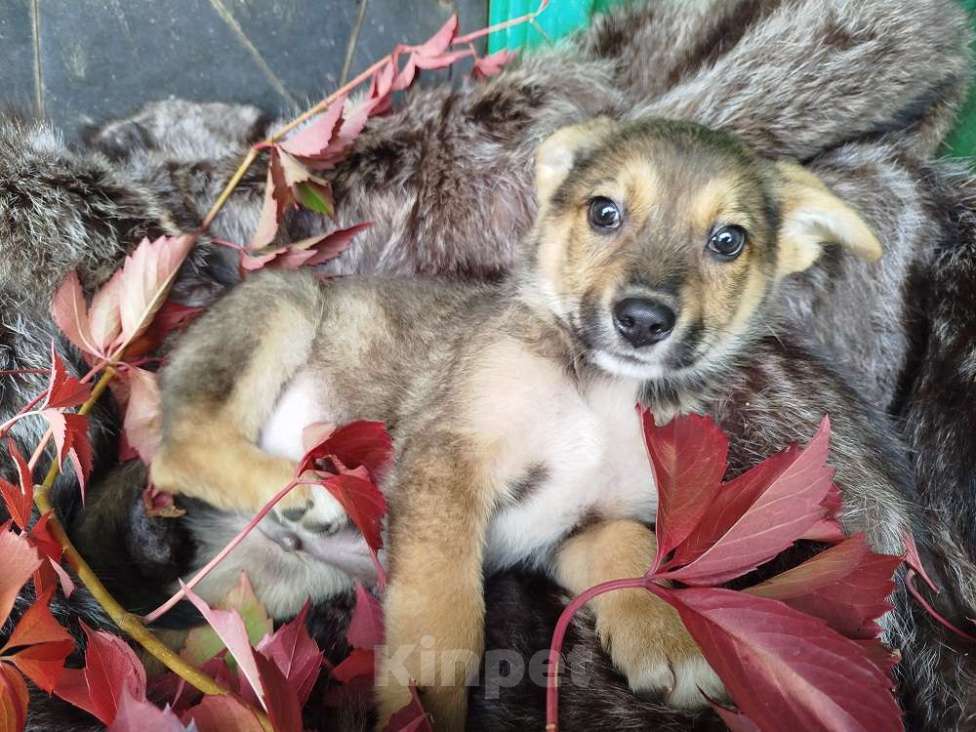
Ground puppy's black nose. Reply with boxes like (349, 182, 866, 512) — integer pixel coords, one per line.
(612, 298, 676, 348)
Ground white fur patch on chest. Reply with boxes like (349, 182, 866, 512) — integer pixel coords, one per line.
(468, 341, 658, 570)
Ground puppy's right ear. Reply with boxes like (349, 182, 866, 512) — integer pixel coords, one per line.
(535, 118, 616, 203)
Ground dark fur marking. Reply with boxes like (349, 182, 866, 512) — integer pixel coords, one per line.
(506, 463, 550, 504)
(665, 0, 782, 89)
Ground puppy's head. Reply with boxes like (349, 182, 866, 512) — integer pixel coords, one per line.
(525, 118, 880, 382)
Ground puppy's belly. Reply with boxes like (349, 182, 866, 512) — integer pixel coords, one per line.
(259, 369, 660, 576)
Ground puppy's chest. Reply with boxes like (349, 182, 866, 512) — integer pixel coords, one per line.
(482, 378, 658, 570)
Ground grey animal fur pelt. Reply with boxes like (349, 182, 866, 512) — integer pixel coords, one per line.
(1, 0, 976, 729)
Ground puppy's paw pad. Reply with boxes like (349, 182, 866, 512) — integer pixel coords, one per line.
(272, 483, 313, 522)
(298, 486, 348, 534)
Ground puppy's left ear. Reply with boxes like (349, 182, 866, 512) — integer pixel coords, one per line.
(775, 161, 882, 275)
(536, 117, 617, 204)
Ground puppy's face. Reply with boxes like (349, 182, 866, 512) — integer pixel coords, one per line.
(527, 119, 881, 382)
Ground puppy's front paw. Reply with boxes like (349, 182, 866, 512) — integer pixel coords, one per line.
(597, 589, 724, 709)
(276, 483, 348, 535)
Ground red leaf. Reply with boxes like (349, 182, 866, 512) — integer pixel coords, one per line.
(323, 474, 386, 554)
(124, 300, 203, 360)
(151, 301, 203, 337)
(0, 441, 33, 531)
(331, 647, 375, 684)
(301, 420, 393, 479)
(54, 624, 146, 725)
(368, 59, 398, 113)
(43, 345, 91, 409)
(243, 222, 368, 273)
(852, 640, 901, 683)
(115, 235, 195, 352)
(42, 410, 93, 498)
(88, 271, 124, 353)
(253, 652, 302, 732)
(306, 222, 371, 266)
(8, 641, 73, 695)
(662, 418, 834, 586)
(279, 96, 347, 159)
(410, 15, 458, 58)
(747, 534, 900, 639)
(669, 443, 803, 567)
(710, 700, 761, 732)
(642, 409, 728, 559)
(249, 163, 282, 250)
(6, 441, 32, 501)
(50, 272, 98, 358)
(29, 513, 74, 599)
(901, 529, 938, 594)
(0, 479, 31, 533)
(0, 590, 73, 694)
(347, 583, 384, 650)
(328, 97, 385, 161)
(239, 244, 286, 272)
(0, 663, 28, 732)
(2, 587, 72, 649)
(473, 49, 517, 79)
(29, 513, 62, 562)
(107, 687, 186, 732)
(657, 586, 901, 732)
(183, 694, 265, 732)
(181, 586, 266, 711)
(254, 603, 322, 707)
(383, 684, 432, 732)
(46, 559, 76, 599)
(0, 529, 41, 628)
(412, 48, 471, 71)
(122, 368, 161, 463)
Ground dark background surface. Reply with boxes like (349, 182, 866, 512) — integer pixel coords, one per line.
(0, 0, 486, 135)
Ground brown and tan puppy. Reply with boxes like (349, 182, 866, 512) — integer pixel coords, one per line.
(151, 118, 899, 729)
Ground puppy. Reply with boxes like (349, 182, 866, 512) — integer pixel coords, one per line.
(151, 117, 917, 729)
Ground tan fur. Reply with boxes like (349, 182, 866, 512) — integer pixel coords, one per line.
(151, 406, 301, 513)
(554, 520, 719, 703)
(534, 117, 616, 203)
(380, 441, 490, 729)
(154, 118, 883, 729)
(151, 296, 322, 513)
(776, 161, 883, 275)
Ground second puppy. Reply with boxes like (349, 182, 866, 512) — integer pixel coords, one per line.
(152, 118, 907, 728)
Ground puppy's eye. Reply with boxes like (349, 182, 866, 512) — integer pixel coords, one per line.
(588, 197, 622, 232)
(707, 225, 747, 259)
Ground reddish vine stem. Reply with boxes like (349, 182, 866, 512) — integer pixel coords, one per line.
(544, 576, 649, 730)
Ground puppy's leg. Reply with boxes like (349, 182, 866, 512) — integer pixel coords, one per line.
(554, 519, 723, 709)
(377, 435, 494, 731)
(151, 271, 328, 519)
